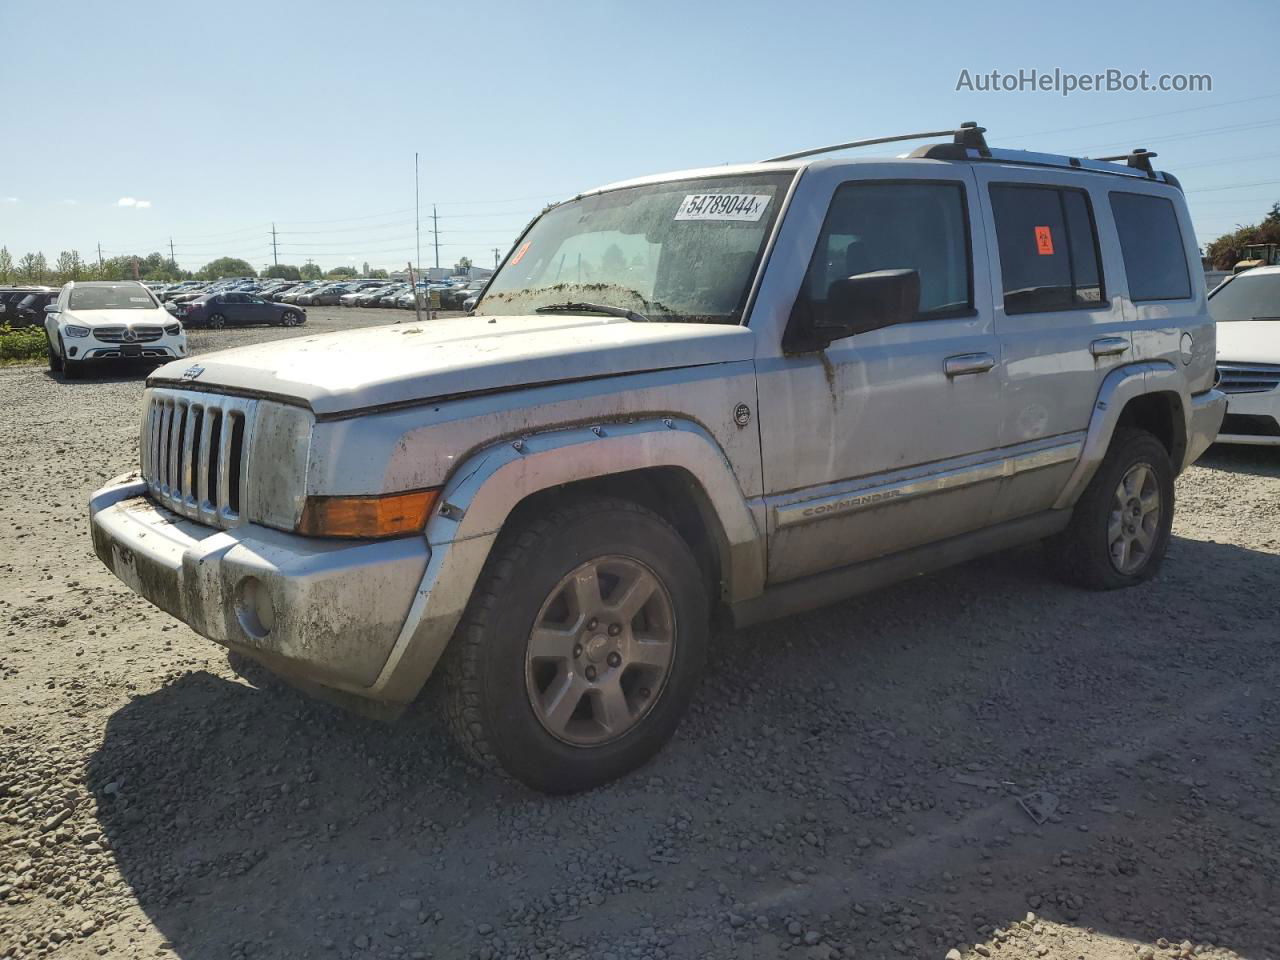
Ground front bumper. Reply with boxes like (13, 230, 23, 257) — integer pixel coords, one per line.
(1186, 388, 1229, 464)
(1215, 388, 1280, 446)
(70, 332, 187, 362)
(89, 476, 430, 692)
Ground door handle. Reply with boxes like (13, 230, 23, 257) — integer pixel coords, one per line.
(944, 352, 996, 377)
(1089, 337, 1129, 358)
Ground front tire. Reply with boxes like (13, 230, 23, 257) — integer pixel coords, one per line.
(1046, 428, 1174, 590)
(59, 336, 83, 380)
(279, 310, 302, 327)
(442, 497, 709, 793)
(47, 334, 62, 372)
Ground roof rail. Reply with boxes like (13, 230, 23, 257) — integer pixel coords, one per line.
(1090, 148, 1158, 176)
(763, 121, 990, 163)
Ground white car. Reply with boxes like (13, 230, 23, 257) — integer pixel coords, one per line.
(45, 281, 188, 380)
(1211, 265, 1280, 445)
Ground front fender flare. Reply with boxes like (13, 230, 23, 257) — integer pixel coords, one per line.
(365, 417, 764, 704)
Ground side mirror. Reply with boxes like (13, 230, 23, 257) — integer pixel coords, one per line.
(44, 303, 60, 314)
(818, 269, 920, 343)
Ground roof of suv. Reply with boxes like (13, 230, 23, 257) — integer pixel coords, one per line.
(580, 123, 1179, 200)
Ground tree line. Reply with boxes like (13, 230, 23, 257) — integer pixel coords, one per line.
(0, 249, 385, 286)
(1204, 202, 1280, 270)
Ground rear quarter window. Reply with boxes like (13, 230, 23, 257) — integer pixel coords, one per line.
(1109, 192, 1192, 302)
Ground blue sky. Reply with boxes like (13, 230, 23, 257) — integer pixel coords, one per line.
(3, 0, 1279, 273)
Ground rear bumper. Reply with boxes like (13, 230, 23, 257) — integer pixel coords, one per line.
(1215, 389, 1280, 447)
(89, 476, 430, 692)
(1186, 388, 1228, 466)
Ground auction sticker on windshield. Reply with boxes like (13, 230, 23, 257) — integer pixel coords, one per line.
(674, 194, 771, 222)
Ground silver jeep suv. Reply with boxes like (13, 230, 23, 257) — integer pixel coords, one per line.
(89, 124, 1225, 792)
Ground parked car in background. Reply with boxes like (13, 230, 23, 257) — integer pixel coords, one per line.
(45, 281, 187, 378)
(14, 290, 60, 326)
(442, 281, 486, 309)
(1210, 265, 1280, 446)
(0, 287, 56, 327)
(174, 291, 306, 328)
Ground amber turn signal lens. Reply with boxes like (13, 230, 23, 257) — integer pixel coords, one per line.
(298, 489, 440, 539)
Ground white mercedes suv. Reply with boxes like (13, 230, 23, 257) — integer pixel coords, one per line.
(1210, 265, 1280, 445)
(45, 280, 188, 379)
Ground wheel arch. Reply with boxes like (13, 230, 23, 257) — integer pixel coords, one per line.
(1053, 362, 1193, 510)
(366, 418, 765, 705)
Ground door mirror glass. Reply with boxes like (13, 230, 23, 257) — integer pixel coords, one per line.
(44, 303, 60, 314)
(817, 269, 920, 343)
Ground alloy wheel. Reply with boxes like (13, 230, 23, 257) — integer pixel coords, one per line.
(524, 555, 676, 747)
(1108, 462, 1161, 575)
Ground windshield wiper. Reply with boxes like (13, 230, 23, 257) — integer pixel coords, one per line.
(1250, 316, 1280, 321)
(535, 301, 650, 323)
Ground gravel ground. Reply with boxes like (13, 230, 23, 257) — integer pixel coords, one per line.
(2, 308, 1279, 960)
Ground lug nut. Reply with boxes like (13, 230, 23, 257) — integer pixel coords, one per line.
(638, 687, 650, 698)
(607, 651, 621, 668)
(607, 623, 621, 637)
(573, 644, 583, 658)
(585, 665, 597, 682)
(587, 618, 598, 631)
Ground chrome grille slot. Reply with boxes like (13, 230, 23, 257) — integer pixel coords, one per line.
(141, 388, 256, 528)
(96, 324, 163, 343)
(1216, 362, 1280, 394)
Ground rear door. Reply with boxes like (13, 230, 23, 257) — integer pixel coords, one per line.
(972, 166, 1131, 520)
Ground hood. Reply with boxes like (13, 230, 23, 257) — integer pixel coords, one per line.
(150, 314, 754, 416)
(66, 308, 171, 326)
(1216, 320, 1280, 365)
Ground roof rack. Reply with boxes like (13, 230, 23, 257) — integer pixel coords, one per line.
(763, 121, 990, 163)
(1090, 148, 1157, 175)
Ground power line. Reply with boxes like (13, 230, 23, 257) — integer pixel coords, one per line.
(1004, 93, 1280, 142)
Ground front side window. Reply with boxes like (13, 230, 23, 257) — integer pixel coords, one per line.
(68, 284, 158, 311)
(478, 172, 794, 324)
(1208, 271, 1280, 323)
(990, 184, 1104, 314)
(1109, 192, 1192, 302)
(800, 181, 972, 322)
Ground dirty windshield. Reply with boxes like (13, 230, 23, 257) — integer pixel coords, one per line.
(478, 172, 794, 324)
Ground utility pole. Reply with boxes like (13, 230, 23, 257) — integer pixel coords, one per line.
(97, 242, 103, 271)
(271, 223, 279, 266)
(432, 204, 439, 270)
(493, 247, 500, 269)
(414, 153, 421, 282)
(169, 237, 177, 270)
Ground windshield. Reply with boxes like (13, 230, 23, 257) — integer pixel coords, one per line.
(1208, 271, 1280, 322)
(69, 284, 158, 310)
(478, 172, 794, 324)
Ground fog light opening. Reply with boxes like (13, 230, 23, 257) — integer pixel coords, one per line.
(235, 577, 275, 639)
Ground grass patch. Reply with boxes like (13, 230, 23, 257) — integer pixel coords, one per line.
(0, 325, 48, 364)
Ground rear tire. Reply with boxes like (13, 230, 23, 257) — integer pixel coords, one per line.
(441, 496, 709, 793)
(208, 313, 227, 329)
(1046, 428, 1174, 590)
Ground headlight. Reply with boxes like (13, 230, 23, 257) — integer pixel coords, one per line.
(64, 324, 91, 338)
(164, 323, 181, 335)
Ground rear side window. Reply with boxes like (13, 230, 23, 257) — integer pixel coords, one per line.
(989, 184, 1104, 314)
(1109, 192, 1192, 301)
(802, 180, 972, 320)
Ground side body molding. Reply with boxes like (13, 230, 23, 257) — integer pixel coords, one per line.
(366, 417, 765, 704)
(1052, 361, 1190, 510)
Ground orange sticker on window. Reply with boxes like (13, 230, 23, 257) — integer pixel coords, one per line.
(1034, 225, 1055, 256)
(509, 241, 531, 266)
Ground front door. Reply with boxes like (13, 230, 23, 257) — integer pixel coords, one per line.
(755, 165, 1007, 584)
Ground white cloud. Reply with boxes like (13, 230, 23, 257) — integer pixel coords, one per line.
(2, 197, 18, 204)
(117, 197, 152, 209)
(135, 200, 152, 209)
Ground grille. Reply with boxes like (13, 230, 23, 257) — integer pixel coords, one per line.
(95, 324, 165, 343)
(1216, 362, 1280, 394)
(141, 389, 256, 528)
